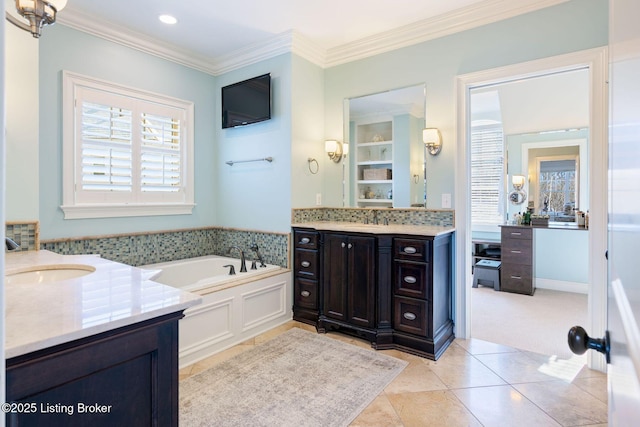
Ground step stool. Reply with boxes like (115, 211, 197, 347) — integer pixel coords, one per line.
(473, 259, 501, 291)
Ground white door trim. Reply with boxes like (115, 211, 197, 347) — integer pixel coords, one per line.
(454, 47, 609, 371)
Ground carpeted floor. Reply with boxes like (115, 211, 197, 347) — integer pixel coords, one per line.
(179, 328, 408, 427)
(471, 287, 588, 359)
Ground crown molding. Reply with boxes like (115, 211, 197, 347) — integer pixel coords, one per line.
(324, 0, 569, 67)
(57, 0, 568, 75)
(57, 9, 219, 75)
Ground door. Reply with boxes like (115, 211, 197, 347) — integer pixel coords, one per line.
(323, 233, 348, 322)
(607, 0, 640, 420)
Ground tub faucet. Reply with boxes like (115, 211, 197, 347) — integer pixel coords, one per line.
(5, 237, 20, 251)
(228, 246, 247, 272)
(250, 244, 266, 267)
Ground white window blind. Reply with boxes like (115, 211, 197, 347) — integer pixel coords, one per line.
(471, 125, 505, 227)
(62, 71, 194, 219)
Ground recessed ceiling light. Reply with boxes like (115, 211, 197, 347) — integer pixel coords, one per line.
(159, 15, 178, 25)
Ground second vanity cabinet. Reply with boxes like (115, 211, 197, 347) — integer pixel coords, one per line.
(293, 226, 454, 360)
(501, 225, 535, 295)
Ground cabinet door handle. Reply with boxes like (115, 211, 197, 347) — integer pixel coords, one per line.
(403, 276, 417, 284)
(341, 242, 346, 248)
(510, 250, 522, 254)
(403, 312, 417, 321)
(510, 232, 522, 236)
(301, 261, 310, 268)
(300, 237, 310, 244)
(510, 275, 522, 280)
(403, 246, 417, 254)
(301, 290, 310, 297)
(348, 243, 353, 249)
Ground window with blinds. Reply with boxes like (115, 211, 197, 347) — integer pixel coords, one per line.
(62, 71, 194, 219)
(471, 124, 505, 227)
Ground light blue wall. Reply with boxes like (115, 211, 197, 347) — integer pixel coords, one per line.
(323, 0, 608, 208)
(214, 54, 293, 233)
(38, 25, 217, 239)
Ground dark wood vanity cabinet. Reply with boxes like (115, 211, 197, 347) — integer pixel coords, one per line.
(322, 233, 376, 330)
(292, 229, 321, 325)
(5, 312, 183, 426)
(292, 227, 454, 360)
(501, 226, 535, 295)
(392, 235, 454, 359)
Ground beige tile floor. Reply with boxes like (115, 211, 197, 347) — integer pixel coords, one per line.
(179, 321, 608, 426)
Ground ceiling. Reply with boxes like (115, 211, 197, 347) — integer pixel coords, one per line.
(49, 0, 567, 74)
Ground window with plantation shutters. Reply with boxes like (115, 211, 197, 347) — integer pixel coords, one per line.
(471, 124, 505, 228)
(62, 71, 194, 219)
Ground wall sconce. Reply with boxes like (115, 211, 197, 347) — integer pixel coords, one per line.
(423, 128, 442, 155)
(325, 140, 348, 163)
(512, 175, 526, 191)
(5, 0, 67, 38)
(509, 175, 527, 205)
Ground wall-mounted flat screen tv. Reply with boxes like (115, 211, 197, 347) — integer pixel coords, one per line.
(222, 73, 271, 129)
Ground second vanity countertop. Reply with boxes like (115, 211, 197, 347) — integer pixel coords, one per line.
(4, 250, 201, 359)
(292, 221, 455, 237)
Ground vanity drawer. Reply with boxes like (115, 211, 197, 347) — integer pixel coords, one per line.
(294, 230, 319, 249)
(294, 277, 318, 310)
(394, 262, 430, 300)
(501, 227, 532, 241)
(394, 238, 431, 262)
(393, 296, 429, 337)
(501, 239, 532, 264)
(501, 264, 534, 295)
(295, 249, 318, 278)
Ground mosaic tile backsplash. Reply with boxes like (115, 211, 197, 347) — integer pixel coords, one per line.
(292, 207, 454, 227)
(5, 223, 289, 269)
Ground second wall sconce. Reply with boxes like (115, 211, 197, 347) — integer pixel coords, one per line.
(5, 0, 67, 38)
(423, 128, 442, 155)
(325, 140, 348, 163)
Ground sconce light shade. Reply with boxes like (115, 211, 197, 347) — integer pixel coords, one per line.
(423, 128, 442, 155)
(325, 140, 344, 163)
(512, 175, 526, 190)
(6, 0, 67, 38)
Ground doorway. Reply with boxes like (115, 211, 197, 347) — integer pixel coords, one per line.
(454, 48, 609, 371)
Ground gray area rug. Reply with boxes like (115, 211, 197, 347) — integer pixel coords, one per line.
(180, 328, 408, 426)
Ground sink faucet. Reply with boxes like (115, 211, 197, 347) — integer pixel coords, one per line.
(250, 244, 267, 267)
(228, 246, 247, 272)
(372, 210, 379, 225)
(5, 237, 20, 251)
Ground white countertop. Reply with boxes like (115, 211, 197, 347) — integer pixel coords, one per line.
(4, 250, 201, 359)
(292, 221, 455, 237)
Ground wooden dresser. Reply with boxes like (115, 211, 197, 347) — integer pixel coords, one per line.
(500, 225, 535, 295)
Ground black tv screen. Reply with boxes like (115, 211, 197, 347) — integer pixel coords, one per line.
(222, 73, 271, 129)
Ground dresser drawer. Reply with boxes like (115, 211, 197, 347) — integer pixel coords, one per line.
(294, 230, 319, 249)
(394, 238, 430, 262)
(393, 296, 429, 337)
(501, 263, 534, 295)
(394, 262, 430, 299)
(295, 249, 318, 278)
(294, 277, 318, 310)
(501, 227, 532, 240)
(501, 239, 532, 264)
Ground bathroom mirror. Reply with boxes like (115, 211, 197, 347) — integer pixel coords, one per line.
(469, 68, 589, 228)
(344, 84, 426, 208)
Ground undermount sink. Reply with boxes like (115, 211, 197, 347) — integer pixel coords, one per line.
(5, 265, 96, 285)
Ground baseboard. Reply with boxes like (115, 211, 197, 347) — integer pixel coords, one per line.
(535, 278, 588, 294)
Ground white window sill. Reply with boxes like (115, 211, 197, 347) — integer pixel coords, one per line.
(61, 203, 196, 219)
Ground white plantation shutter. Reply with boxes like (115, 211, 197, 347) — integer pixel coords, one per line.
(62, 71, 194, 219)
(471, 125, 505, 227)
(81, 101, 133, 192)
(140, 112, 181, 193)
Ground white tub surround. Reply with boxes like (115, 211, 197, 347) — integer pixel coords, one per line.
(141, 256, 292, 368)
(4, 250, 201, 359)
